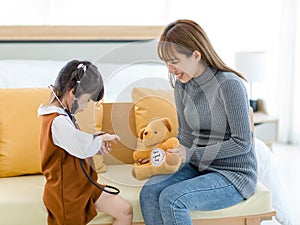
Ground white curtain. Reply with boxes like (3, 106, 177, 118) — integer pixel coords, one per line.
(291, 0, 300, 144)
(275, 0, 299, 144)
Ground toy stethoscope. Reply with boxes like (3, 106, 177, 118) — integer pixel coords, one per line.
(49, 85, 120, 195)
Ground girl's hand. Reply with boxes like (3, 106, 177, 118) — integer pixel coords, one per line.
(99, 141, 112, 154)
(167, 144, 187, 163)
(93, 131, 106, 137)
(99, 133, 121, 143)
(96, 133, 121, 154)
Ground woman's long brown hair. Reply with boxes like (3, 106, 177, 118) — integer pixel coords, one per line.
(157, 19, 246, 86)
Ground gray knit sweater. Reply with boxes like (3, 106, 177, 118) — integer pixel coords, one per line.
(175, 66, 258, 199)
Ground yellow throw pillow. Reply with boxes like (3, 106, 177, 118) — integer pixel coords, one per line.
(0, 88, 50, 177)
(131, 87, 178, 149)
(75, 101, 106, 173)
(0, 88, 105, 177)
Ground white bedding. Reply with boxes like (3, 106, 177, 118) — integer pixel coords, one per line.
(102, 62, 171, 102)
(0, 59, 293, 225)
(0, 60, 65, 88)
(0, 60, 171, 102)
(255, 138, 294, 225)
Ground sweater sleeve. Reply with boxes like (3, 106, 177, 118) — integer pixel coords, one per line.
(186, 78, 253, 163)
(51, 115, 102, 159)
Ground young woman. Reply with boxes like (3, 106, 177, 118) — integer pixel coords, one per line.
(38, 60, 132, 225)
(139, 19, 258, 225)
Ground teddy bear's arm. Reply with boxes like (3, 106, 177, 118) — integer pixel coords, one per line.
(160, 137, 179, 150)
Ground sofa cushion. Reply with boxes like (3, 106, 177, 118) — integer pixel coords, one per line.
(0, 88, 50, 177)
(131, 87, 178, 149)
(0, 165, 274, 225)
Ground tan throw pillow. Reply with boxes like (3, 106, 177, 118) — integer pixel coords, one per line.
(0, 88, 50, 177)
(131, 87, 178, 149)
(76, 101, 106, 173)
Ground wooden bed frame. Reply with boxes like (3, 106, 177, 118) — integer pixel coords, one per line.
(0, 25, 164, 41)
(102, 213, 276, 225)
(0, 26, 276, 225)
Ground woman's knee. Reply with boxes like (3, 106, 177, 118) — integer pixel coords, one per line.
(159, 186, 186, 210)
(140, 184, 156, 203)
(158, 188, 172, 208)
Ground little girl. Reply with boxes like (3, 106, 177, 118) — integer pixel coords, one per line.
(38, 60, 132, 225)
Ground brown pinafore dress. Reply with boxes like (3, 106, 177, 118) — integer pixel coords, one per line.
(40, 113, 102, 225)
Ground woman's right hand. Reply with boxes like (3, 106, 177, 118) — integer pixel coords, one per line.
(167, 144, 187, 163)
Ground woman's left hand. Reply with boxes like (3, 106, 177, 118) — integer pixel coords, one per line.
(167, 144, 187, 163)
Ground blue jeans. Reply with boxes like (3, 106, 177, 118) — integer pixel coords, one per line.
(139, 164, 244, 225)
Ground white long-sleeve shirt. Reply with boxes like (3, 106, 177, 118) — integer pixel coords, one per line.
(38, 105, 101, 159)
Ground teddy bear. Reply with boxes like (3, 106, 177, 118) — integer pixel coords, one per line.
(131, 117, 181, 180)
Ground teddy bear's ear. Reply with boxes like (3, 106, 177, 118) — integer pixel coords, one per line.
(161, 118, 172, 132)
(139, 129, 145, 140)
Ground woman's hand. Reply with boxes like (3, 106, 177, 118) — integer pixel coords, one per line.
(136, 158, 150, 164)
(167, 144, 187, 163)
(136, 144, 187, 165)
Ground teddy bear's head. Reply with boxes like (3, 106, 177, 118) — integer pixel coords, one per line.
(139, 117, 172, 149)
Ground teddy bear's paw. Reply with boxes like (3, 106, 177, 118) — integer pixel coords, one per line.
(132, 168, 146, 180)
